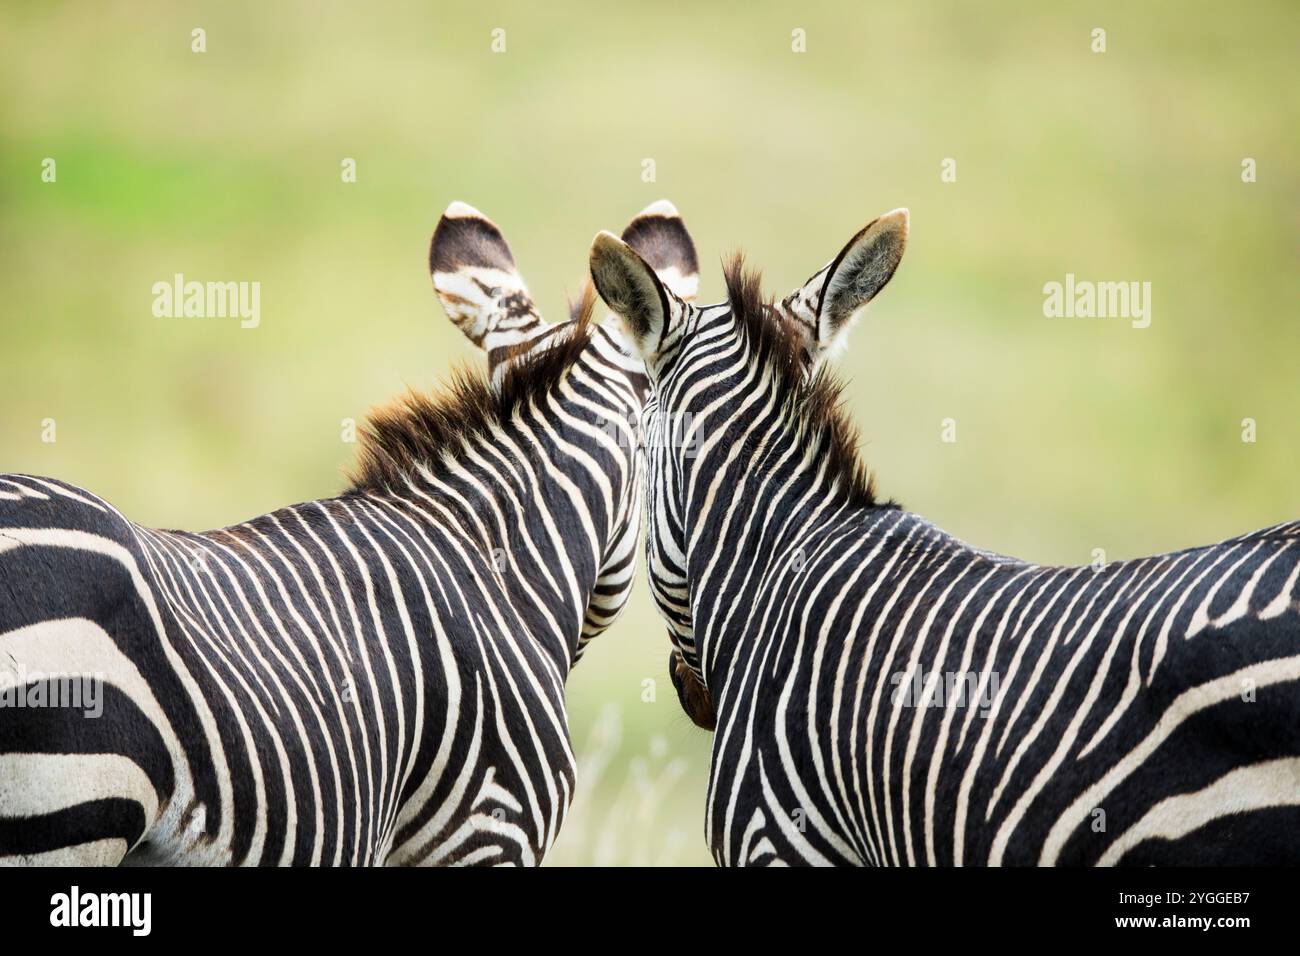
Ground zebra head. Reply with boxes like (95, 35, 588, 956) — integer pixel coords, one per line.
(588, 209, 908, 691)
(423, 200, 699, 657)
(431, 200, 699, 382)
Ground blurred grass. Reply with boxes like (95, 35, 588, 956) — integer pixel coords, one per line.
(0, 1, 1296, 866)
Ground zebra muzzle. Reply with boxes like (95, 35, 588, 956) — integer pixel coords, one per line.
(669, 648, 716, 732)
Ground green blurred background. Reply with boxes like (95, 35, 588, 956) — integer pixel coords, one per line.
(1, 1, 1296, 865)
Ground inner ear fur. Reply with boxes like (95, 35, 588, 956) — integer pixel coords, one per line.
(817, 208, 908, 346)
(589, 231, 670, 354)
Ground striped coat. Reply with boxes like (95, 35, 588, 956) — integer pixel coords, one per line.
(0, 200, 697, 866)
(590, 208, 1300, 865)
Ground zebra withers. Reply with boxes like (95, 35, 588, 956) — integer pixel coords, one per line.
(589, 211, 1300, 866)
(0, 199, 699, 866)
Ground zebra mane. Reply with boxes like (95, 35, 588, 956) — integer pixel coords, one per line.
(723, 256, 883, 509)
(346, 288, 597, 493)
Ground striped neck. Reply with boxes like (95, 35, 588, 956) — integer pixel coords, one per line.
(645, 302, 886, 682)
(346, 336, 645, 674)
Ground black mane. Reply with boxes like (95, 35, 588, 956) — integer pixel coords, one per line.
(348, 289, 596, 492)
(723, 256, 884, 509)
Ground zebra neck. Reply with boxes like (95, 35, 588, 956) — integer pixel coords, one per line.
(391, 444, 618, 673)
(681, 436, 859, 673)
(693, 478, 970, 692)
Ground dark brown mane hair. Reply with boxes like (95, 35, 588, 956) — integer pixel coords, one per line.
(347, 288, 597, 492)
(723, 255, 884, 508)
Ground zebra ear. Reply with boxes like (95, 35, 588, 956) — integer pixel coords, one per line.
(429, 201, 549, 368)
(620, 200, 700, 303)
(782, 208, 908, 359)
(589, 231, 678, 360)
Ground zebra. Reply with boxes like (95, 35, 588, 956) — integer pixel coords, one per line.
(589, 209, 1300, 866)
(0, 198, 699, 866)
